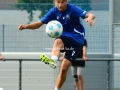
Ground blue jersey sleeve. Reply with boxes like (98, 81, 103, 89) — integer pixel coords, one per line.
(40, 9, 54, 24)
(72, 5, 88, 19)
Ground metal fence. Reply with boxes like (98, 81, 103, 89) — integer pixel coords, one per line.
(0, 58, 120, 90)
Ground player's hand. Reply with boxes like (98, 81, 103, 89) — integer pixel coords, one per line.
(0, 56, 5, 61)
(18, 24, 27, 30)
(86, 18, 94, 26)
(82, 57, 88, 61)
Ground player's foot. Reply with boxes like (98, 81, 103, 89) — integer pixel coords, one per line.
(40, 54, 49, 64)
(40, 54, 57, 69)
(48, 59, 57, 69)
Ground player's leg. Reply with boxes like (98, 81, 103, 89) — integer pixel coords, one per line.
(55, 58, 71, 90)
(55, 37, 83, 90)
(77, 67, 84, 90)
(40, 36, 66, 69)
(71, 66, 80, 90)
(51, 38, 64, 61)
(49, 38, 64, 68)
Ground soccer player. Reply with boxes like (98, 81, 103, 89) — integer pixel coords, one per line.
(18, 0, 95, 90)
(0, 53, 4, 61)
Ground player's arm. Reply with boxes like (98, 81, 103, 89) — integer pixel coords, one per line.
(85, 13, 95, 26)
(18, 21, 44, 30)
(82, 46, 88, 61)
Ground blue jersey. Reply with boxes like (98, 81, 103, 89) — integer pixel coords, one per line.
(41, 3, 88, 44)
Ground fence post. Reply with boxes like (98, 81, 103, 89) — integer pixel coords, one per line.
(19, 60, 22, 90)
(107, 60, 110, 90)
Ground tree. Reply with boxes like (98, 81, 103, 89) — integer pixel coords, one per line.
(15, 0, 91, 23)
(15, 0, 54, 23)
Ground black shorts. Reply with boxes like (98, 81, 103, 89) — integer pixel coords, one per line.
(56, 36, 83, 62)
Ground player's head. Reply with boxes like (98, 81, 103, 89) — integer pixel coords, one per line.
(54, 0, 68, 12)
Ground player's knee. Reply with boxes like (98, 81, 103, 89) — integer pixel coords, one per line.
(55, 39, 62, 44)
(54, 39, 64, 47)
(73, 75, 78, 82)
(78, 75, 83, 80)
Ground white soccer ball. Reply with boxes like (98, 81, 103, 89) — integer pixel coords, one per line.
(46, 20, 63, 38)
